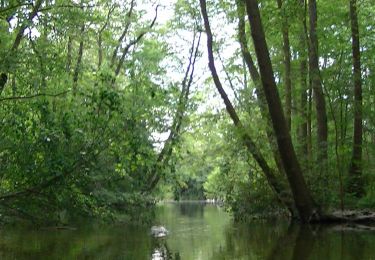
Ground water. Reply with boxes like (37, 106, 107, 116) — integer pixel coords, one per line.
(1, 202, 375, 259)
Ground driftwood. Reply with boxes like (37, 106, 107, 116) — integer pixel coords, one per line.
(330, 223, 375, 232)
(317, 210, 375, 225)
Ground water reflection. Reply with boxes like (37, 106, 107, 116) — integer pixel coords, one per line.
(150, 237, 176, 260)
(0, 203, 375, 259)
(210, 220, 375, 260)
(266, 224, 315, 260)
(177, 202, 204, 218)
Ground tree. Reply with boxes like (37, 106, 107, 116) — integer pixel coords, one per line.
(296, 0, 310, 169)
(243, 0, 319, 222)
(200, 0, 295, 214)
(308, 0, 328, 174)
(347, 0, 364, 197)
(0, 0, 189, 223)
(276, 0, 292, 132)
(144, 30, 202, 192)
(236, 0, 289, 190)
(0, 0, 44, 94)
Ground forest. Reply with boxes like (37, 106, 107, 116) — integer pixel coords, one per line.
(0, 0, 375, 225)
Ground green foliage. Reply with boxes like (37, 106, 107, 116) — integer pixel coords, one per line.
(1, 0, 375, 225)
(0, 0, 177, 224)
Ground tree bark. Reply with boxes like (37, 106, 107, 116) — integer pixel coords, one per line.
(308, 0, 328, 172)
(236, 0, 294, 212)
(66, 37, 72, 73)
(200, 0, 295, 214)
(347, 0, 364, 197)
(297, 0, 309, 168)
(244, 0, 319, 222)
(276, 0, 292, 132)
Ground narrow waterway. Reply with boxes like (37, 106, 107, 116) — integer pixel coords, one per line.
(1, 202, 375, 259)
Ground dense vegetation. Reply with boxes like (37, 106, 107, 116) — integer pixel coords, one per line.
(0, 0, 374, 224)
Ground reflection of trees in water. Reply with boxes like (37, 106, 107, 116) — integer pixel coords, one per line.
(209, 221, 375, 260)
(266, 224, 315, 260)
(208, 222, 316, 260)
(178, 202, 204, 218)
(1, 221, 374, 259)
(151, 238, 180, 260)
(0, 226, 153, 259)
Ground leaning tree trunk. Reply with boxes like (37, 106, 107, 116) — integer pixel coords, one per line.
(235, 0, 295, 214)
(144, 31, 201, 192)
(244, 0, 319, 222)
(308, 0, 328, 175)
(236, 0, 287, 177)
(347, 0, 364, 197)
(200, 0, 295, 214)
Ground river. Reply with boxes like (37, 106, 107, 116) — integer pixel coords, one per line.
(1, 202, 375, 259)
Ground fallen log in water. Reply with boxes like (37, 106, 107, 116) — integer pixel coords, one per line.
(318, 210, 375, 225)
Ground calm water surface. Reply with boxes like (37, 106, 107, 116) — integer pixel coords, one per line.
(1, 202, 375, 259)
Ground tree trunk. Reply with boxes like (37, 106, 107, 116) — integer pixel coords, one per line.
(347, 0, 364, 197)
(276, 0, 292, 132)
(200, 0, 295, 214)
(244, 0, 319, 222)
(98, 34, 103, 70)
(66, 37, 72, 73)
(110, 0, 135, 68)
(297, 0, 309, 169)
(236, 0, 294, 212)
(308, 0, 328, 173)
(144, 31, 201, 192)
(73, 25, 85, 94)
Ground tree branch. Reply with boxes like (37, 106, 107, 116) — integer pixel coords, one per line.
(113, 5, 159, 80)
(1, 0, 44, 94)
(0, 91, 69, 102)
(98, 5, 116, 69)
(110, 0, 136, 68)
